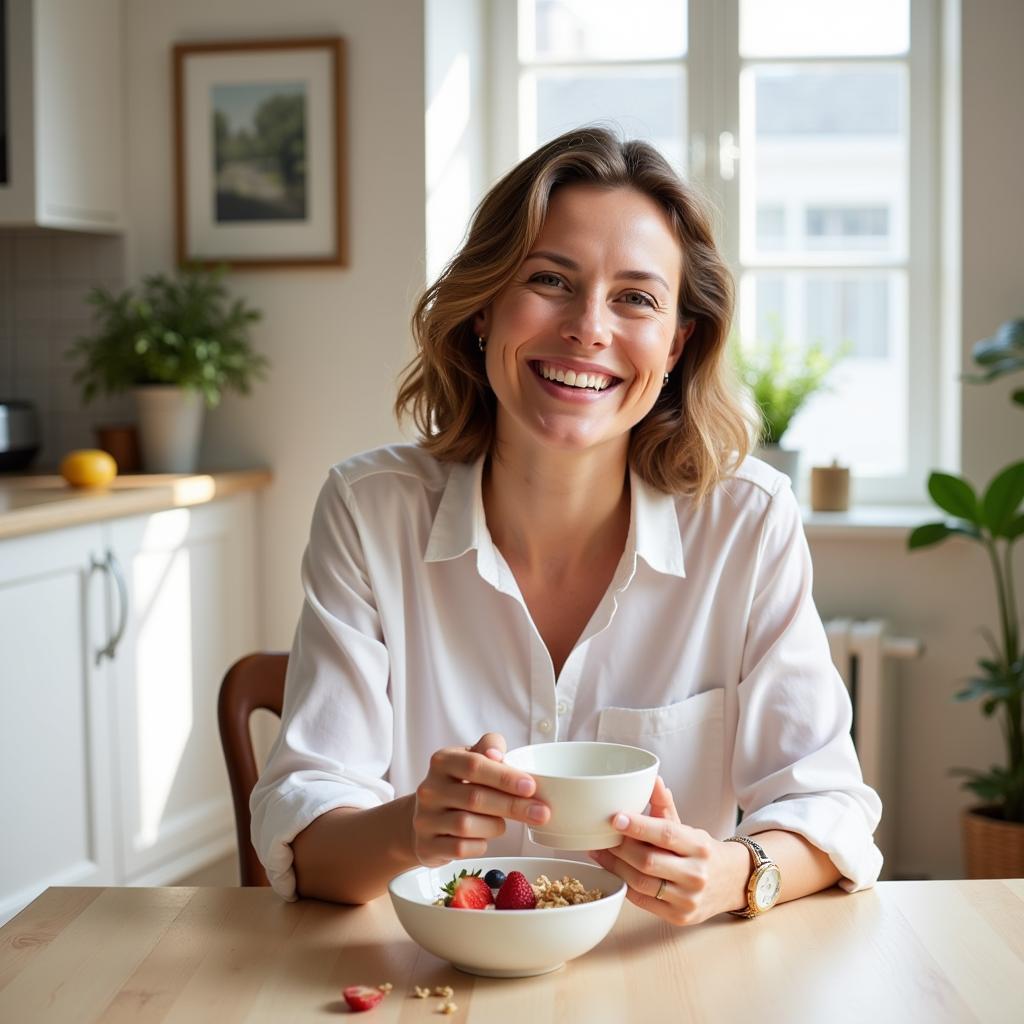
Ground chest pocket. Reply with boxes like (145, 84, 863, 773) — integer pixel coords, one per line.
(596, 688, 726, 831)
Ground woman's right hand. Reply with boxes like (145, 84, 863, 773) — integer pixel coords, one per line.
(411, 732, 551, 867)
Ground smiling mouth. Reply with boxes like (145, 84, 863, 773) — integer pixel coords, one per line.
(529, 361, 623, 393)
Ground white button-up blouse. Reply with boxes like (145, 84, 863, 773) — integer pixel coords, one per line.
(251, 444, 883, 900)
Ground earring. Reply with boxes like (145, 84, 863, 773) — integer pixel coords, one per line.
(663, 372, 670, 386)
(478, 336, 486, 352)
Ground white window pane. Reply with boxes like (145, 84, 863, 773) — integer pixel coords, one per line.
(740, 0, 909, 57)
(522, 0, 687, 62)
(524, 67, 687, 173)
(740, 270, 908, 477)
(740, 65, 907, 261)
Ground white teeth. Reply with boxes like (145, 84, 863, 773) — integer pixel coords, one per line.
(537, 362, 613, 391)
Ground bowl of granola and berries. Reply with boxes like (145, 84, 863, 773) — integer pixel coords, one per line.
(387, 856, 627, 978)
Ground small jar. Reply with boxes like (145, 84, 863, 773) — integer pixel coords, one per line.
(810, 460, 850, 512)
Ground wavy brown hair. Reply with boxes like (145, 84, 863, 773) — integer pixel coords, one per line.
(395, 125, 757, 501)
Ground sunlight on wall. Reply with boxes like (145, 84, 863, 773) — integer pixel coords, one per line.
(135, 510, 193, 847)
(426, 50, 471, 280)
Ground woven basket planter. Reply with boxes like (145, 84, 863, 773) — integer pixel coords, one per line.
(962, 806, 1024, 878)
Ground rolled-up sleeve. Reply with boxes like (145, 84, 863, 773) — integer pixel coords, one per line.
(250, 468, 394, 900)
(732, 482, 883, 892)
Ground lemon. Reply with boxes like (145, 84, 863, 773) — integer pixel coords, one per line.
(60, 449, 118, 488)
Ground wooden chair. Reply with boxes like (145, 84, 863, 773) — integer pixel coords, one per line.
(217, 652, 288, 886)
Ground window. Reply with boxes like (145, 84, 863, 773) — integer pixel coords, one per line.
(489, 0, 938, 503)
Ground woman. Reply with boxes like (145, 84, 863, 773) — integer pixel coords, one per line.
(251, 126, 882, 926)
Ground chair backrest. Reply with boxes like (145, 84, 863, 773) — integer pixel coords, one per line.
(217, 652, 288, 886)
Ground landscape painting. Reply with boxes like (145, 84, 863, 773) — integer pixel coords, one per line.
(212, 81, 308, 222)
(174, 37, 346, 268)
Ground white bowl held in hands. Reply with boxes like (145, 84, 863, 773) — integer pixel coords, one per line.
(388, 856, 626, 978)
(503, 741, 659, 850)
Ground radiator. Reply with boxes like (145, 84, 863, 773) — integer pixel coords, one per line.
(825, 618, 922, 873)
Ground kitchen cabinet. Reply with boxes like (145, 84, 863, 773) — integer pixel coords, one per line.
(0, 494, 259, 925)
(0, 0, 124, 231)
(0, 522, 118, 924)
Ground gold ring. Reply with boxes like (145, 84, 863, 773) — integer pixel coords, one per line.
(655, 879, 667, 901)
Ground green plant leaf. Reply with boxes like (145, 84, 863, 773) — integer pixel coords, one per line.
(971, 318, 1024, 368)
(927, 472, 981, 523)
(908, 522, 953, 549)
(981, 461, 1024, 535)
(1006, 514, 1024, 540)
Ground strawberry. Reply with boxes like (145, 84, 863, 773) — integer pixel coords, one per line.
(342, 985, 384, 1012)
(495, 870, 537, 910)
(441, 868, 494, 910)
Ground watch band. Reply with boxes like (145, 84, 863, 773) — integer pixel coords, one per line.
(725, 834, 770, 866)
(724, 835, 778, 918)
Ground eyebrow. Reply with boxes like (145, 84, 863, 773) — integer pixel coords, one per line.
(524, 250, 672, 293)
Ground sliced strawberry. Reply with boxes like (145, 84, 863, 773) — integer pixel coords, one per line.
(343, 985, 384, 1012)
(449, 873, 494, 910)
(495, 870, 537, 910)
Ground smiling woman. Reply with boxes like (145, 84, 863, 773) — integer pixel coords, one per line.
(250, 126, 882, 930)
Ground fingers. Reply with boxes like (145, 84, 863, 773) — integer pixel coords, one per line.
(649, 776, 681, 824)
(589, 847, 672, 900)
(610, 810, 709, 857)
(426, 778, 550, 827)
(433, 746, 537, 799)
(469, 732, 508, 761)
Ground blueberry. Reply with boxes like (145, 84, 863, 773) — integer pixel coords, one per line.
(484, 869, 506, 889)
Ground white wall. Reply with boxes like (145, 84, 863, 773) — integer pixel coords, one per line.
(123, 0, 426, 647)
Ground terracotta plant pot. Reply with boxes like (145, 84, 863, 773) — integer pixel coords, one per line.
(962, 806, 1024, 878)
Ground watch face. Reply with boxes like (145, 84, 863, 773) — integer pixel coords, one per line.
(754, 866, 781, 910)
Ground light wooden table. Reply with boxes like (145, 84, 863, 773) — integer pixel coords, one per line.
(1, 881, 1022, 1023)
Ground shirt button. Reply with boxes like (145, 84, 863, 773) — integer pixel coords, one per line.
(538, 719, 552, 734)
(557, 701, 568, 715)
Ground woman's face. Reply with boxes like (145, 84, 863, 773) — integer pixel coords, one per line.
(474, 184, 691, 460)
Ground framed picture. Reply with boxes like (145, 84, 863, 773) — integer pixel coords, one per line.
(173, 37, 346, 269)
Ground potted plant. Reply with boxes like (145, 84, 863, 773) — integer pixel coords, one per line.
(732, 333, 844, 489)
(68, 265, 267, 473)
(908, 318, 1024, 877)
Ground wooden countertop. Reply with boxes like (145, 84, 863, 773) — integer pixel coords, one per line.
(1, 881, 1022, 1023)
(0, 469, 272, 540)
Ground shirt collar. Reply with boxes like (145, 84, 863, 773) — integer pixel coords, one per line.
(424, 455, 686, 581)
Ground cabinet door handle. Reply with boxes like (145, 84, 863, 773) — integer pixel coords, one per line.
(91, 548, 129, 665)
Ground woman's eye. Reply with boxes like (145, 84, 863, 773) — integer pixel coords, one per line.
(622, 290, 656, 308)
(531, 272, 565, 288)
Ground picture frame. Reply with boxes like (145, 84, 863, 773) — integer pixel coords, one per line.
(172, 37, 347, 270)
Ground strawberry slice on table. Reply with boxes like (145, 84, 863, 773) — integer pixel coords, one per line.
(495, 870, 537, 910)
(441, 868, 494, 909)
(342, 985, 384, 1012)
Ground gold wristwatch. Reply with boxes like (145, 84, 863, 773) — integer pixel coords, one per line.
(725, 835, 782, 918)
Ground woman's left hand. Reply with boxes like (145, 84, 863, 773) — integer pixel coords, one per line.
(588, 777, 746, 926)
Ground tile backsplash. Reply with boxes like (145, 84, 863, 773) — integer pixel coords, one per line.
(0, 229, 133, 470)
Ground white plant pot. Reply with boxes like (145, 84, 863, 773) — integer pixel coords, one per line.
(134, 385, 204, 474)
(755, 444, 801, 497)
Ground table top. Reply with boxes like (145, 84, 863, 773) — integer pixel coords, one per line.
(1, 881, 1022, 1023)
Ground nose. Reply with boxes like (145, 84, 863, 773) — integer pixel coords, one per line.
(560, 290, 611, 348)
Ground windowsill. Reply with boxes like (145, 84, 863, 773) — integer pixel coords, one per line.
(801, 505, 937, 540)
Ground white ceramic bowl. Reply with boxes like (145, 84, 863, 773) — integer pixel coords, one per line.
(388, 856, 626, 978)
(503, 741, 659, 849)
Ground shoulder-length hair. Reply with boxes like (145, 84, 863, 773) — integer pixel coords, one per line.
(395, 125, 758, 501)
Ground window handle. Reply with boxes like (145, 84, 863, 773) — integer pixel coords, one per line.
(718, 131, 740, 181)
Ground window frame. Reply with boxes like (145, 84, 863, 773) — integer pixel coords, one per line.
(488, 0, 941, 505)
